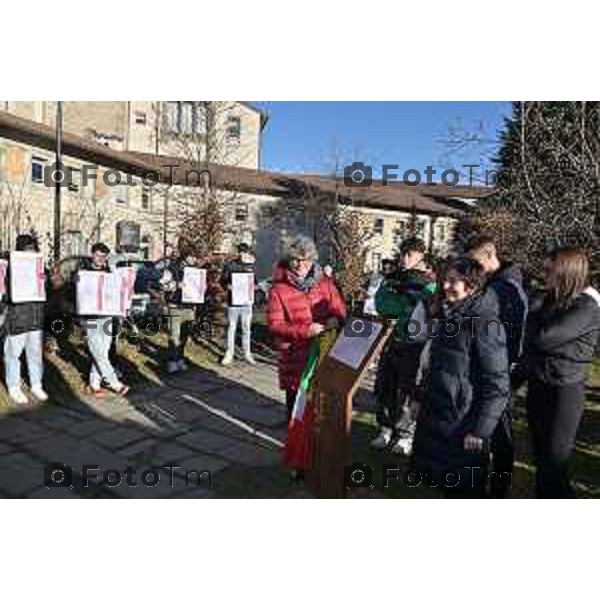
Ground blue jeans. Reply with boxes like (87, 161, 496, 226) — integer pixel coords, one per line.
(84, 317, 120, 390)
(225, 306, 253, 355)
(4, 329, 43, 390)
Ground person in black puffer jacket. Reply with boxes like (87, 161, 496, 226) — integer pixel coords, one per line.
(412, 257, 510, 498)
(512, 246, 600, 498)
(1, 234, 48, 405)
(466, 234, 529, 498)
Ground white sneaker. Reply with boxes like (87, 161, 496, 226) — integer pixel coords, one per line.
(167, 361, 179, 374)
(370, 428, 392, 450)
(177, 359, 188, 372)
(390, 435, 414, 456)
(30, 386, 49, 402)
(9, 387, 29, 405)
(221, 353, 233, 366)
(244, 353, 257, 365)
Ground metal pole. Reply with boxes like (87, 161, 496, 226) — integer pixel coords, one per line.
(53, 100, 63, 262)
(156, 102, 168, 257)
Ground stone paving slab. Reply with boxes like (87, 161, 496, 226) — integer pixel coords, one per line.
(0, 353, 289, 498)
(141, 441, 195, 464)
(0, 419, 57, 445)
(0, 452, 48, 496)
(115, 438, 159, 460)
(19, 435, 131, 478)
(170, 454, 230, 478)
(91, 425, 152, 452)
(175, 429, 240, 454)
(0, 442, 15, 454)
(216, 440, 281, 468)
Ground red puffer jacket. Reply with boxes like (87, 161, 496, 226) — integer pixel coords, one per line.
(267, 262, 347, 391)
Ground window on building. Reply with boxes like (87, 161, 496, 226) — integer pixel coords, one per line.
(226, 115, 242, 144)
(134, 111, 147, 125)
(140, 234, 151, 259)
(374, 217, 385, 235)
(437, 222, 446, 242)
(180, 102, 194, 134)
(115, 183, 128, 205)
(63, 230, 84, 256)
(31, 156, 46, 183)
(372, 252, 382, 272)
(416, 218, 426, 237)
(194, 104, 207, 134)
(164, 102, 213, 136)
(69, 167, 80, 194)
(235, 203, 249, 222)
(394, 220, 406, 244)
(165, 101, 179, 133)
(141, 186, 151, 210)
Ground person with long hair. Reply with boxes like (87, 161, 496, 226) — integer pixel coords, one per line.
(513, 246, 600, 498)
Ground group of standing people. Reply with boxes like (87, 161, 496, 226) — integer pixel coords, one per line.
(0, 237, 260, 403)
(266, 232, 600, 499)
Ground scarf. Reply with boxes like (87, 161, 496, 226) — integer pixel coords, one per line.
(286, 262, 323, 292)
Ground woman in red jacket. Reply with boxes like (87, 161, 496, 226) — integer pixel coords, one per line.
(267, 235, 347, 422)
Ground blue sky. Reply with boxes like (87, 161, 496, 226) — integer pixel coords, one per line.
(253, 101, 512, 182)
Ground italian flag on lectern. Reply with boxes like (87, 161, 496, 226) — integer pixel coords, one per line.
(284, 329, 338, 469)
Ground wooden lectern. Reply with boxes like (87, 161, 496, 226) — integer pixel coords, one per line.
(308, 316, 394, 498)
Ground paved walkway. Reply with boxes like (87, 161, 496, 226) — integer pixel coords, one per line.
(0, 356, 292, 498)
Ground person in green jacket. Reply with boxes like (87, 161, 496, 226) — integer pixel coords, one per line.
(371, 237, 436, 454)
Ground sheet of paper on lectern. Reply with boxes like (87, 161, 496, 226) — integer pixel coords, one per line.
(231, 272, 254, 306)
(9, 251, 46, 303)
(182, 267, 206, 304)
(328, 318, 383, 370)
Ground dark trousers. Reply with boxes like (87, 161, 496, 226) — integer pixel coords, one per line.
(374, 342, 421, 433)
(285, 389, 297, 424)
(526, 378, 585, 499)
(489, 410, 514, 498)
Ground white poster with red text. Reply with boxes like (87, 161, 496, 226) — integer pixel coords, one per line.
(181, 267, 206, 304)
(77, 270, 128, 317)
(9, 251, 46, 303)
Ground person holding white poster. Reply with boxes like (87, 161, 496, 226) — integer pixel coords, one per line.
(159, 245, 202, 374)
(220, 242, 257, 365)
(0, 235, 48, 404)
(76, 243, 129, 398)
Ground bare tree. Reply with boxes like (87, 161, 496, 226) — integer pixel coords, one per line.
(153, 101, 251, 258)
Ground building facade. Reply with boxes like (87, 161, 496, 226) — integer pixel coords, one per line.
(0, 101, 265, 257)
(0, 103, 480, 274)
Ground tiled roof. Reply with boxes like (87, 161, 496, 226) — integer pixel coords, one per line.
(0, 110, 486, 217)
